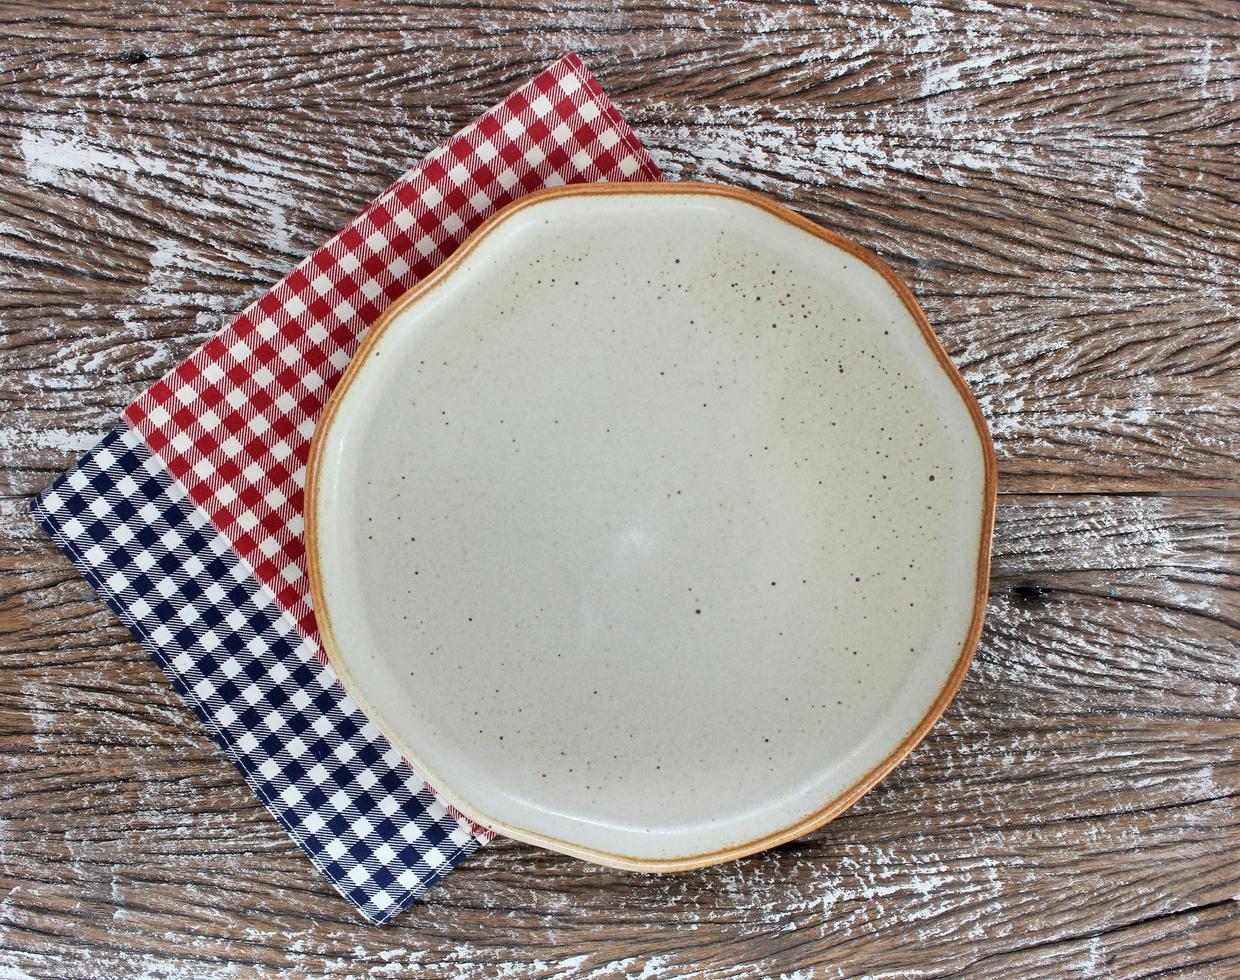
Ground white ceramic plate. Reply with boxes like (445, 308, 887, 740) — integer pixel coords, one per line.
(308, 182, 995, 871)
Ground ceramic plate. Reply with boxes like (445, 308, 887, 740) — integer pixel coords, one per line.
(307, 182, 996, 871)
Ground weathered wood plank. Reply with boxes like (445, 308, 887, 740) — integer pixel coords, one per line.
(1, 1, 1237, 975)
(1, 495, 1235, 976)
(0, 1, 1237, 492)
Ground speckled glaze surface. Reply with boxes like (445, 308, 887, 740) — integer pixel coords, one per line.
(308, 183, 995, 870)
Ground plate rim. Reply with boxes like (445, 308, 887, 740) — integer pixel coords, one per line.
(305, 180, 999, 872)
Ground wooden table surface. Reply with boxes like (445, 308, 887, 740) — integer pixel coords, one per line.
(1, 1, 1237, 976)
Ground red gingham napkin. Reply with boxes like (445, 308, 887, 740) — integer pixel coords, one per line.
(127, 53, 661, 640)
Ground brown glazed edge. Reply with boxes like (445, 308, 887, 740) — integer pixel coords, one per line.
(305, 180, 999, 874)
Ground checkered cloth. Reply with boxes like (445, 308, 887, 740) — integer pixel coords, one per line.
(32, 53, 663, 924)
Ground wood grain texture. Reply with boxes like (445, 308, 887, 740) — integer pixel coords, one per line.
(1, 0, 1237, 493)
(0, 0, 1237, 976)
(1, 496, 1237, 976)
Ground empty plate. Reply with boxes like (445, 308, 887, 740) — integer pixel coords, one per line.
(307, 182, 996, 871)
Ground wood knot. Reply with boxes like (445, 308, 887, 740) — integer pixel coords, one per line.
(1010, 583, 1050, 606)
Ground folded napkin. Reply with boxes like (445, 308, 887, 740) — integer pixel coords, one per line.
(32, 53, 662, 924)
